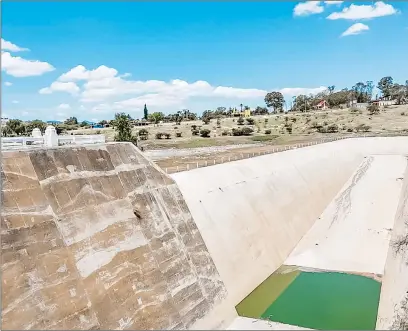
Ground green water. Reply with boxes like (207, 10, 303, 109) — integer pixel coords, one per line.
(261, 271, 381, 330)
(236, 267, 299, 318)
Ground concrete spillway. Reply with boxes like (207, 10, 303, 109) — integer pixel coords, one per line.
(2, 138, 408, 330)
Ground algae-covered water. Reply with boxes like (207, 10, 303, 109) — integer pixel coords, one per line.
(236, 268, 381, 330)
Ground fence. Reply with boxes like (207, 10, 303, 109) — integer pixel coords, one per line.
(1, 134, 105, 150)
(162, 132, 408, 174)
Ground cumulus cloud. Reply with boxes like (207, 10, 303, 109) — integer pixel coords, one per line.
(4, 81, 12, 86)
(57, 103, 71, 109)
(324, 1, 343, 5)
(294, 1, 324, 16)
(341, 23, 369, 37)
(40, 64, 327, 115)
(39, 81, 80, 95)
(1, 39, 29, 52)
(2, 52, 55, 77)
(327, 1, 398, 20)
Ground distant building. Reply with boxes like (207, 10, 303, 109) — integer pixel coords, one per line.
(314, 100, 329, 110)
(370, 99, 397, 107)
(232, 108, 251, 118)
(1, 117, 9, 127)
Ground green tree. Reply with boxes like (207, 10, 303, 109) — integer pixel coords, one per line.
(143, 104, 148, 120)
(264, 91, 285, 113)
(25, 119, 47, 133)
(148, 112, 164, 124)
(5, 119, 26, 136)
(377, 76, 394, 98)
(328, 85, 335, 94)
(113, 113, 137, 144)
(64, 117, 78, 125)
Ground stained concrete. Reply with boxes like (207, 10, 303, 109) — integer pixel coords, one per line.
(3, 137, 408, 330)
(1, 143, 226, 330)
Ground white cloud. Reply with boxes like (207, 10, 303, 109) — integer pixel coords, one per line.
(327, 1, 398, 20)
(57, 103, 71, 109)
(12, 100, 19, 104)
(39, 81, 80, 95)
(324, 1, 343, 5)
(1, 39, 29, 52)
(278, 86, 327, 96)
(40, 64, 327, 115)
(4, 81, 12, 86)
(341, 23, 369, 37)
(58, 65, 118, 82)
(294, 1, 324, 16)
(2, 52, 55, 77)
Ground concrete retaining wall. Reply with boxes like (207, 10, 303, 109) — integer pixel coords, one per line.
(1, 143, 226, 330)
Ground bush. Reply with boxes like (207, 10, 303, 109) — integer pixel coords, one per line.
(200, 129, 211, 137)
(237, 117, 245, 125)
(246, 118, 255, 125)
(349, 107, 359, 113)
(176, 132, 182, 137)
(202, 117, 210, 125)
(290, 117, 297, 122)
(232, 128, 243, 136)
(265, 129, 272, 134)
(317, 126, 328, 133)
(221, 130, 229, 136)
(355, 124, 371, 132)
(192, 129, 199, 136)
(327, 124, 339, 133)
(155, 132, 164, 139)
(367, 103, 380, 115)
(95, 130, 101, 134)
(264, 118, 269, 123)
(241, 127, 254, 136)
(164, 133, 171, 139)
(191, 124, 197, 130)
(401, 112, 405, 116)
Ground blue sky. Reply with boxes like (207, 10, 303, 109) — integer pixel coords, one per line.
(2, 1, 408, 121)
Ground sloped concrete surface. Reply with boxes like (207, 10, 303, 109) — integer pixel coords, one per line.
(1, 143, 226, 330)
(285, 155, 406, 276)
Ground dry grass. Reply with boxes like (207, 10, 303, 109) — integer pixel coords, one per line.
(74, 104, 408, 150)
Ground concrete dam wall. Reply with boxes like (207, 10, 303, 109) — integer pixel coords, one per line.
(2, 137, 408, 330)
(1, 143, 226, 330)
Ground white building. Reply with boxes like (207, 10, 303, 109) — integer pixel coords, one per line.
(1, 117, 9, 127)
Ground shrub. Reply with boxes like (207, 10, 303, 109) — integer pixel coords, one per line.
(164, 133, 171, 139)
(192, 129, 199, 136)
(401, 112, 406, 116)
(347, 127, 354, 132)
(221, 130, 229, 136)
(237, 117, 245, 125)
(246, 117, 255, 125)
(191, 124, 197, 130)
(350, 107, 359, 113)
(367, 103, 380, 115)
(317, 126, 328, 133)
(327, 123, 338, 133)
(355, 124, 371, 132)
(232, 128, 243, 136)
(176, 132, 182, 137)
(264, 118, 269, 123)
(216, 118, 221, 127)
(200, 129, 211, 137)
(95, 130, 101, 134)
(202, 117, 210, 125)
(155, 132, 164, 139)
(265, 129, 272, 134)
(290, 117, 297, 122)
(241, 127, 254, 136)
